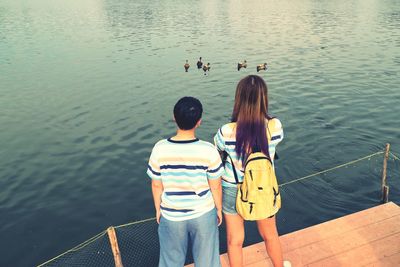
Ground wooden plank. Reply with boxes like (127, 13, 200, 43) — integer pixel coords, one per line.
(363, 252, 400, 267)
(280, 202, 400, 253)
(308, 232, 400, 267)
(242, 245, 269, 265)
(283, 214, 400, 266)
(221, 254, 230, 267)
(246, 260, 274, 267)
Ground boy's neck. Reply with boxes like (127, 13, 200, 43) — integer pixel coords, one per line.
(171, 128, 197, 140)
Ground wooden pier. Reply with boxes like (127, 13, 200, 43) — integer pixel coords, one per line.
(187, 202, 400, 267)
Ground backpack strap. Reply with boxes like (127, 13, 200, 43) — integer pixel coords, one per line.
(224, 151, 240, 184)
(266, 116, 280, 160)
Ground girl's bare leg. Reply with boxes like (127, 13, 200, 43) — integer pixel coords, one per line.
(225, 213, 245, 267)
(256, 216, 283, 267)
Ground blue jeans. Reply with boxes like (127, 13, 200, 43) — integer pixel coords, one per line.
(158, 208, 221, 267)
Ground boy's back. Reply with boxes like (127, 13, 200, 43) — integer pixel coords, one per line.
(147, 138, 223, 221)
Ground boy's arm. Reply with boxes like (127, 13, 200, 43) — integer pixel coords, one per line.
(208, 177, 222, 226)
(151, 180, 163, 224)
(207, 146, 225, 226)
(147, 144, 163, 223)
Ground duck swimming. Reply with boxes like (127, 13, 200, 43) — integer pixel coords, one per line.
(237, 60, 247, 71)
(256, 63, 268, 72)
(202, 63, 210, 75)
(184, 60, 190, 72)
(197, 57, 203, 69)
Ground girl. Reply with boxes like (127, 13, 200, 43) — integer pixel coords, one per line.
(214, 75, 289, 267)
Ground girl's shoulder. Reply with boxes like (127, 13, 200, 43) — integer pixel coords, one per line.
(268, 117, 283, 129)
(218, 122, 236, 138)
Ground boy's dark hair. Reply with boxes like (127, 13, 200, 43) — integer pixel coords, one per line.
(173, 97, 203, 130)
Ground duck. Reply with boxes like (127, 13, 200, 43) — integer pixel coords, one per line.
(202, 63, 210, 75)
(197, 57, 203, 69)
(184, 60, 190, 72)
(256, 63, 268, 72)
(237, 60, 247, 71)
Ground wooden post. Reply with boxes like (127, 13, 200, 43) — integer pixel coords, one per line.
(383, 186, 389, 203)
(107, 227, 124, 267)
(381, 143, 390, 203)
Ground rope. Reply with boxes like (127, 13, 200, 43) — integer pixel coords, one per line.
(115, 216, 156, 229)
(37, 230, 107, 267)
(279, 151, 384, 187)
(390, 151, 400, 162)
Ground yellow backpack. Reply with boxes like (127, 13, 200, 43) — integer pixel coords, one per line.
(235, 152, 281, 220)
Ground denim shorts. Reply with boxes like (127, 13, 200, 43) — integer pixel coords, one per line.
(222, 186, 238, 215)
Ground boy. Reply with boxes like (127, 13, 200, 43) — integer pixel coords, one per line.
(147, 96, 224, 267)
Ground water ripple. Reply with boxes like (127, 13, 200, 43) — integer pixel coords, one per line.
(1, 0, 400, 266)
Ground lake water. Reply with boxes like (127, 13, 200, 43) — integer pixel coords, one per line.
(1, 0, 400, 266)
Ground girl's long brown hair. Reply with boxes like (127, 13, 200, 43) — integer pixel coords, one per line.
(232, 75, 272, 162)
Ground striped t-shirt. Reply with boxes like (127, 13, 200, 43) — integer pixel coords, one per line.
(147, 138, 224, 221)
(214, 118, 284, 187)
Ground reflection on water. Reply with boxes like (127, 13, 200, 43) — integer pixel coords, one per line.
(0, 0, 399, 266)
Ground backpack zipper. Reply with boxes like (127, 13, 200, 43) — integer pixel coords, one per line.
(273, 187, 280, 206)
